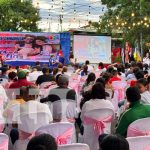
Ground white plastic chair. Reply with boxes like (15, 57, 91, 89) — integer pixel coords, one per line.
(0, 133, 9, 150)
(51, 99, 77, 123)
(35, 122, 74, 145)
(13, 112, 51, 150)
(127, 117, 150, 137)
(127, 136, 150, 150)
(58, 143, 90, 150)
(83, 108, 114, 150)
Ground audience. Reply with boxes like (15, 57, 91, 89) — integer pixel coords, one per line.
(0, 59, 150, 149)
(116, 86, 150, 137)
(27, 134, 57, 150)
(99, 134, 129, 150)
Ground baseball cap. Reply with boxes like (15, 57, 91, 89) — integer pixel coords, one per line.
(17, 70, 27, 79)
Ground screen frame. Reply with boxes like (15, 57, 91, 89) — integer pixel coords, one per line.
(73, 34, 112, 64)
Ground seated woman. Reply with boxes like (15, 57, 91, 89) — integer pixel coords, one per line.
(80, 83, 114, 121)
(81, 72, 96, 95)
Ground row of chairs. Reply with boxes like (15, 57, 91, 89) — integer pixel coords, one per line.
(0, 133, 90, 150)
(1, 134, 150, 150)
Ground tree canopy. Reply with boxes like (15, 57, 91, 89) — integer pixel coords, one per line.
(0, 0, 41, 32)
(93, 0, 150, 51)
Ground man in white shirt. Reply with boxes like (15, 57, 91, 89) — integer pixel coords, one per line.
(27, 67, 42, 82)
(85, 60, 94, 72)
(10, 86, 52, 144)
(13, 86, 52, 123)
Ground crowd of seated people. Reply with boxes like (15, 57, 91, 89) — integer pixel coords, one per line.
(0, 60, 150, 150)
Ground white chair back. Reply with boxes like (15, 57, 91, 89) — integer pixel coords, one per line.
(13, 112, 51, 150)
(51, 99, 77, 122)
(58, 143, 90, 150)
(35, 122, 74, 145)
(111, 81, 127, 112)
(0, 133, 9, 150)
(127, 117, 150, 137)
(127, 136, 150, 150)
(83, 108, 114, 150)
(112, 81, 127, 101)
(17, 112, 50, 133)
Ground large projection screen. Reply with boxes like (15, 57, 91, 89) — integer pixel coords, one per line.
(73, 35, 111, 64)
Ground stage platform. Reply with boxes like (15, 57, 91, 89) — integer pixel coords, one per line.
(4, 57, 65, 68)
(4, 59, 49, 67)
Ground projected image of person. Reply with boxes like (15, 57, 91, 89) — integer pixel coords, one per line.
(28, 36, 52, 56)
(17, 34, 35, 59)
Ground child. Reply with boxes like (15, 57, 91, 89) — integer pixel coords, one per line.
(136, 78, 150, 104)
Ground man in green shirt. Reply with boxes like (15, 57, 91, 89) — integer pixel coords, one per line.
(116, 86, 150, 137)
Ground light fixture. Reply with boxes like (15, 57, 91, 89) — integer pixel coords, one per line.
(131, 13, 135, 17)
(121, 23, 125, 26)
(144, 17, 147, 21)
(144, 22, 147, 26)
(116, 16, 119, 19)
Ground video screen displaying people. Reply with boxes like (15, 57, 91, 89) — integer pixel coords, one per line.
(0, 33, 61, 61)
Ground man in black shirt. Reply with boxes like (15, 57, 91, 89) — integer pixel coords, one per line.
(36, 67, 55, 85)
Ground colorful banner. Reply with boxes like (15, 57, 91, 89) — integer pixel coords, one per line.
(0, 32, 60, 61)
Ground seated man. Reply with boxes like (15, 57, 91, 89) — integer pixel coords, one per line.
(41, 75, 77, 122)
(41, 75, 77, 103)
(27, 67, 42, 82)
(116, 86, 150, 137)
(10, 86, 53, 144)
(36, 67, 55, 85)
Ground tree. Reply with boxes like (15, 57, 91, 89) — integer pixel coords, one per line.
(0, 0, 41, 32)
(93, 0, 150, 55)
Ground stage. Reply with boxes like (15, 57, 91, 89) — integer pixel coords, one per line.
(4, 57, 65, 68)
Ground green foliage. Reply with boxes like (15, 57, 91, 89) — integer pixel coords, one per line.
(0, 0, 41, 32)
(92, 0, 150, 50)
